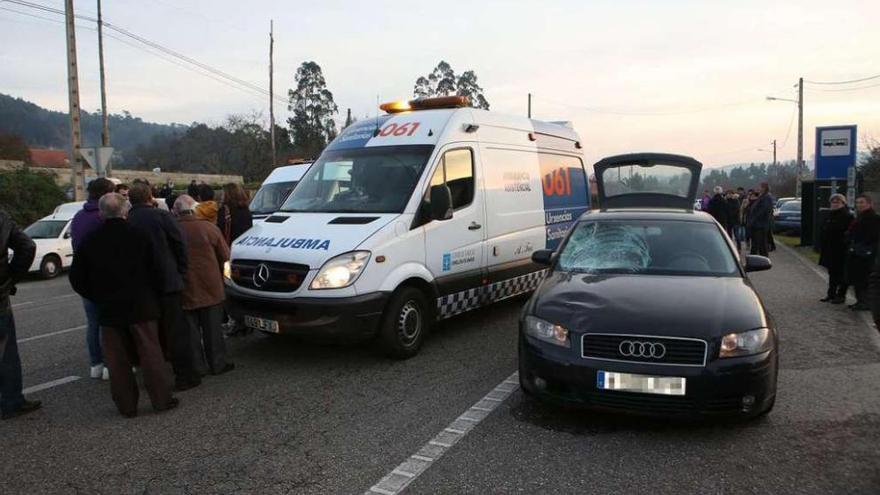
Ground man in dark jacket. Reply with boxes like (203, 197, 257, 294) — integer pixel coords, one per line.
(706, 186, 730, 231)
(69, 177, 116, 380)
(747, 182, 774, 256)
(70, 193, 178, 417)
(819, 194, 853, 303)
(127, 183, 201, 390)
(846, 194, 880, 311)
(0, 210, 39, 420)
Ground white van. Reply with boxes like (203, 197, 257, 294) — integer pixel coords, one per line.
(225, 96, 589, 358)
(21, 209, 76, 278)
(250, 162, 313, 221)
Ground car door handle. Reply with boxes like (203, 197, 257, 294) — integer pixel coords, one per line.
(468, 222, 482, 230)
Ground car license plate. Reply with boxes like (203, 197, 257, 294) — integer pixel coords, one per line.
(596, 370, 686, 396)
(243, 315, 279, 334)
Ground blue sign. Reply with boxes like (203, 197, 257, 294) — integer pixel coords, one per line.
(815, 125, 857, 180)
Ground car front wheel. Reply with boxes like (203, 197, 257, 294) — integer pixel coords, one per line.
(40, 254, 62, 279)
(377, 287, 431, 359)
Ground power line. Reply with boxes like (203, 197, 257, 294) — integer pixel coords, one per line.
(805, 82, 880, 93)
(805, 74, 880, 85)
(531, 94, 762, 116)
(4, 0, 286, 105)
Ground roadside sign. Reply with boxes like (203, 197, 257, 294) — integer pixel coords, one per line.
(79, 146, 114, 174)
(815, 125, 857, 180)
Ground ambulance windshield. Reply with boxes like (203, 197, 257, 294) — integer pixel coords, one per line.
(280, 145, 434, 214)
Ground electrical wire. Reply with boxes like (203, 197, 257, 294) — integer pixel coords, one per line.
(3, 0, 284, 104)
(531, 94, 762, 117)
(805, 82, 880, 93)
(805, 74, 880, 85)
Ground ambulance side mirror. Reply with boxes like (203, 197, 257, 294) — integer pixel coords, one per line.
(430, 184, 453, 221)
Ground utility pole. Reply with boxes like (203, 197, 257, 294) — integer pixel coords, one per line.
(345, 108, 352, 128)
(65, 0, 85, 200)
(796, 77, 804, 197)
(527, 93, 532, 119)
(269, 19, 276, 168)
(772, 139, 777, 167)
(97, 0, 110, 176)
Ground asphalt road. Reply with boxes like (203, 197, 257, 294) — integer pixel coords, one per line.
(2, 245, 879, 494)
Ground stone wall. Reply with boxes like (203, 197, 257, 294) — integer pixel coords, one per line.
(0, 162, 243, 187)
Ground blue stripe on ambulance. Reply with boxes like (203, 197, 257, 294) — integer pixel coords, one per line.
(533, 126, 589, 249)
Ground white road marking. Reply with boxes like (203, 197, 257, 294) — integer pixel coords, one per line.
(776, 243, 880, 351)
(22, 375, 81, 394)
(17, 325, 86, 343)
(364, 371, 519, 495)
(13, 293, 78, 310)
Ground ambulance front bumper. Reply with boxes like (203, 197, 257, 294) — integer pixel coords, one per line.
(225, 285, 388, 342)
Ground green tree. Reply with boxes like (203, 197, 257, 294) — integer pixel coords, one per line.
(455, 70, 490, 110)
(412, 62, 491, 109)
(0, 169, 66, 226)
(287, 61, 338, 158)
(859, 141, 880, 191)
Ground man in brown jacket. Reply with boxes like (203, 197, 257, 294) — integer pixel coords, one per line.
(173, 195, 234, 376)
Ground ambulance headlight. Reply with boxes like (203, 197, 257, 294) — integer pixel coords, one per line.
(223, 261, 232, 280)
(310, 251, 371, 290)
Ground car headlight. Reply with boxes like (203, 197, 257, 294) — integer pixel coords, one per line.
(524, 316, 569, 348)
(223, 261, 232, 280)
(310, 251, 371, 290)
(719, 328, 772, 358)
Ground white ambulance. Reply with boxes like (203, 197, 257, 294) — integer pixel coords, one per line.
(224, 96, 589, 358)
(249, 162, 313, 221)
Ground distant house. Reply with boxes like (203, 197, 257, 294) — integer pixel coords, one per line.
(28, 148, 68, 168)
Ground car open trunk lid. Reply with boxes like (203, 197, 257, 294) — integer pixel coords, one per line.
(593, 153, 702, 209)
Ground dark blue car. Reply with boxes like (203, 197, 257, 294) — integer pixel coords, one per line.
(773, 200, 801, 234)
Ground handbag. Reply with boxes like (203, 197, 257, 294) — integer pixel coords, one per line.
(849, 242, 875, 258)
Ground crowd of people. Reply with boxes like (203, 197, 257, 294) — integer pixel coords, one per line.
(700, 182, 776, 256)
(0, 177, 253, 419)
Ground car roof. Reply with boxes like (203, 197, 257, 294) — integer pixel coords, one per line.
(262, 163, 312, 184)
(580, 208, 717, 223)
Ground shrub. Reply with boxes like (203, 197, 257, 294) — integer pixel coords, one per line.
(0, 169, 67, 227)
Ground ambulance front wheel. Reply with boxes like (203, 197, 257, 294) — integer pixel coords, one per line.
(377, 287, 431, 359)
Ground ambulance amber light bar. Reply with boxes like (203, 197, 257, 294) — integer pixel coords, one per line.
(380, 96, 471, 114)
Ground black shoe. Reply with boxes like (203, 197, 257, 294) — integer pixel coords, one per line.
(157, 397, 180, 413)
(122, 410, 138, 419)
(1, 399, 42, 420)
(174, 379, 201, 392)
(820, 296, 833, 302)
(851, 303, 870, 311)
(830, 297, 846, 304)
(212, 363, 235, 376)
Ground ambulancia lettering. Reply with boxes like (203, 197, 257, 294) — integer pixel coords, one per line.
(235, 236, 331, 251)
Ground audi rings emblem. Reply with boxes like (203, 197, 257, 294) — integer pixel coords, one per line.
(618, 340, 666, 359)
(253, 263, 271, 288)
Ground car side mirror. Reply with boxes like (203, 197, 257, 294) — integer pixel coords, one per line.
(532, 249, 555, 266)
(744, 255, 771, 272)
(63, 231, 71, 239)
(430, 184, 453, 221)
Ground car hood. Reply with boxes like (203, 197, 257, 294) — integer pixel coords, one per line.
(530, 271, 769, 339)
(230, 213, 398, 269)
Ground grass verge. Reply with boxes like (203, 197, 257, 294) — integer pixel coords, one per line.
(775, 234, 821, 264)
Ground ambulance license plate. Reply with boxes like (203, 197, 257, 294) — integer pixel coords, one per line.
(596, 370, 686, 396)
(243, 315, 279, 334)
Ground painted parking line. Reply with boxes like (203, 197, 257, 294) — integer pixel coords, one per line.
(22, 375, 81, 395)
(776, 243, 880, 352)
(13, 293, 79, 310)
(17, 325, 86, 344)
(365, 372, 520, 495)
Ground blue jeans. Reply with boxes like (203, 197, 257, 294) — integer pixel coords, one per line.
(0, 312, 25, 414)
(83, 298, 102, 366)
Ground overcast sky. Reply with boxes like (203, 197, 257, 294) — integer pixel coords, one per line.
(1, 0, 878, 167)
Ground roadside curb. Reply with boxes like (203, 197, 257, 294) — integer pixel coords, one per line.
(775, 242, 880, 353)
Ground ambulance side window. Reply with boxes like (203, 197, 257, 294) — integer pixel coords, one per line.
(444, 149, 474, 209)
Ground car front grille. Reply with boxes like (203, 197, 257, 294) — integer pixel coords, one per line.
(581, 333, 707, 367)
(231, 259, 310, 293)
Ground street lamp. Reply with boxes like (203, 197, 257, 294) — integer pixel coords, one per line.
(766, 78, 804, 197)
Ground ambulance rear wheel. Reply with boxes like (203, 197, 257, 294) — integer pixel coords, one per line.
(377, 287, 430, 359)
